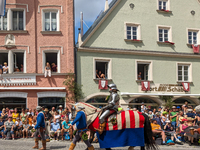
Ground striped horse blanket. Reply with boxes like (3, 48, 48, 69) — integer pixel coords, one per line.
(90, 110, 145, 148)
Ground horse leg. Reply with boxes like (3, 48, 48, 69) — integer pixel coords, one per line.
(128, 146, 134, 150)
(140, 146, 145, 150)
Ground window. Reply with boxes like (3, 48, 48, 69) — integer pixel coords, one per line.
(127, 26, 137, 40)
(0, 53, 8, 73)
(96, 62, 108, 79)
(0, 12, 7, 30)
(158, 0, 169, 10)
(43, 11, 59, 31)
(12, 11, 24, 30)
(188, 31, 198, 44)
(45, 53, 58, 72)
(136, 60, 152, 81)
(178, 65, 189, 81)
(94, 58, 112, 79)
(43, 50, 60, 73)
(39, 97, 65, 110)
(13, 52, 24, 73)
(125, 23, 141, 40)
(157, 26, 172, 43)
(159, 28, 168, 42)
(177, 63, 192, 82)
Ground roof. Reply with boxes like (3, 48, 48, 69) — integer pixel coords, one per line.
(81, 0, 118, 42)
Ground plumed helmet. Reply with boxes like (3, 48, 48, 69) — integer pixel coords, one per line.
(107, 84, 119, 91)
(195, 105, 200, 113)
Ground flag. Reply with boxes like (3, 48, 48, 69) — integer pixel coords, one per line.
(192, 44, 199, 54)
(95, 111, 145, 148)
(0, 0, 6, 16)
(98, 79, 108, 90)
(141, 81, 150, 91)
(182, 82, 190, 92)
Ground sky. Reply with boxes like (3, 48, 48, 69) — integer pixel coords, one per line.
(74, 0, 112, 43)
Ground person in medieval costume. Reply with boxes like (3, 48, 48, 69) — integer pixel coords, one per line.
(68, 106, 94, 150)
(95, 84, 120, 134)
(32, 106, 46, 150)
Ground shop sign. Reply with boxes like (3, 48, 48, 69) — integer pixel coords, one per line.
(0, 75, 36, 86)
(139, 84, 186, 93)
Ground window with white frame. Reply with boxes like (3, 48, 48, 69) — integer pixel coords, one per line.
(136, 60, 152, 81)
(13, 52, 24, 73)
(0, 12, 7, 30)
(158, 0, 169, 10)
(12, 10, 24, 30)
(158, 28, 169, 42)
(94, 58, 112, 79)
(126, 23, 141, 40)
(188, 30, 198, 44)
(177, 64, 191, 82)
(43, 50, 60, 73)
(43, 10, 59, 31)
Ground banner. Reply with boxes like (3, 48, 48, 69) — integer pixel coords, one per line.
(182, 82, 190, 92)
(98, 79, 108, 90)
(0, 0, 6, 16)
(141, 81, 150, 91)
(192, 44, 199, 54)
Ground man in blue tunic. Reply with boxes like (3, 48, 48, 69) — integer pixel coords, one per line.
(32, 106, 46, 150)
(68, 106, 94, 150)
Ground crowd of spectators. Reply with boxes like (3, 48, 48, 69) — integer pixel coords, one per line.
(0, 105, 72, 141)
(0, 102, 200, 146)
(134, 101, 200, 146)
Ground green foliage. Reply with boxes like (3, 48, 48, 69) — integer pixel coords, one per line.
(63, 74, 84, 102)
(159, 96, 174, 109)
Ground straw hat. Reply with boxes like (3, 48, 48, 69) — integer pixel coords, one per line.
(44, 108, 49, 112)
(172, 106, 176, 109)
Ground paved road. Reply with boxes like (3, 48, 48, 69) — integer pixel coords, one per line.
(0, 139, 199, 150)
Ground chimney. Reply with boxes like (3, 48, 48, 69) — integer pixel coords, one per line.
(104, 0, 109, 12)
(80, 12, 83, 37)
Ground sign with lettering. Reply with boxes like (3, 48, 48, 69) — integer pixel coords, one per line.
(0, 75, 36, 86)
(139, 84, 186, 93)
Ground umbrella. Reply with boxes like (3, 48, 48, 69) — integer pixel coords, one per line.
(184, 126, 200, 138)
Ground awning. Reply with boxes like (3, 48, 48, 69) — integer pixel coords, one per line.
(121, 92, 200, 96)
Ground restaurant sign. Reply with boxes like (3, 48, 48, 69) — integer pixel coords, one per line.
(139, 84, 186, 93)
(0, 75, 36, 86)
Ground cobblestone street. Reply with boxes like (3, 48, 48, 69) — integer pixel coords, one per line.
(0, 139, 199, 150)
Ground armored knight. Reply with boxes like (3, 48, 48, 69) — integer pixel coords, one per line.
(95, 84, 120, 134)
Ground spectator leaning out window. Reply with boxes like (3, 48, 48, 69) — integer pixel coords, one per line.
(3, 62, 8, 74)
(44, 62, 51, 77)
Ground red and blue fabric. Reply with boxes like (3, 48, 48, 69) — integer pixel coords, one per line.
(90, 110, 145, 148)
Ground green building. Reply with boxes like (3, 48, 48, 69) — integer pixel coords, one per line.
(76, 0, 200, 110)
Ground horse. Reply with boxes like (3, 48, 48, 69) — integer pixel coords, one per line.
(71, 102, 157, 150)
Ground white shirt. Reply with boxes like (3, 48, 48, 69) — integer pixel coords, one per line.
(3, 66, 8, 74)
(15, 121, 22, 126)
(54, 115, 60, 123)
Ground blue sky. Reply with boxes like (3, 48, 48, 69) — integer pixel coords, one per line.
(75, 0, 112, 43)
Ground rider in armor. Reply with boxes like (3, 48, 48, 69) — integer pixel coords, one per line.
(95, 84, 120, 134)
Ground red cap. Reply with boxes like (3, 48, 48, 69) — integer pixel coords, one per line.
(182, 119, 188, 122)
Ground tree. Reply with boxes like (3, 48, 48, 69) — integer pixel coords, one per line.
(63, 74, 84, 102)
(159, 96, 174, 109)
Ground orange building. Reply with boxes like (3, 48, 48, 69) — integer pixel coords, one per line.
(0, 0, 74, 110)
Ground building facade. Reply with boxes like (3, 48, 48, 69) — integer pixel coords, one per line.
(77, 0, 200, 109)
(0, 0, 74, 110)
